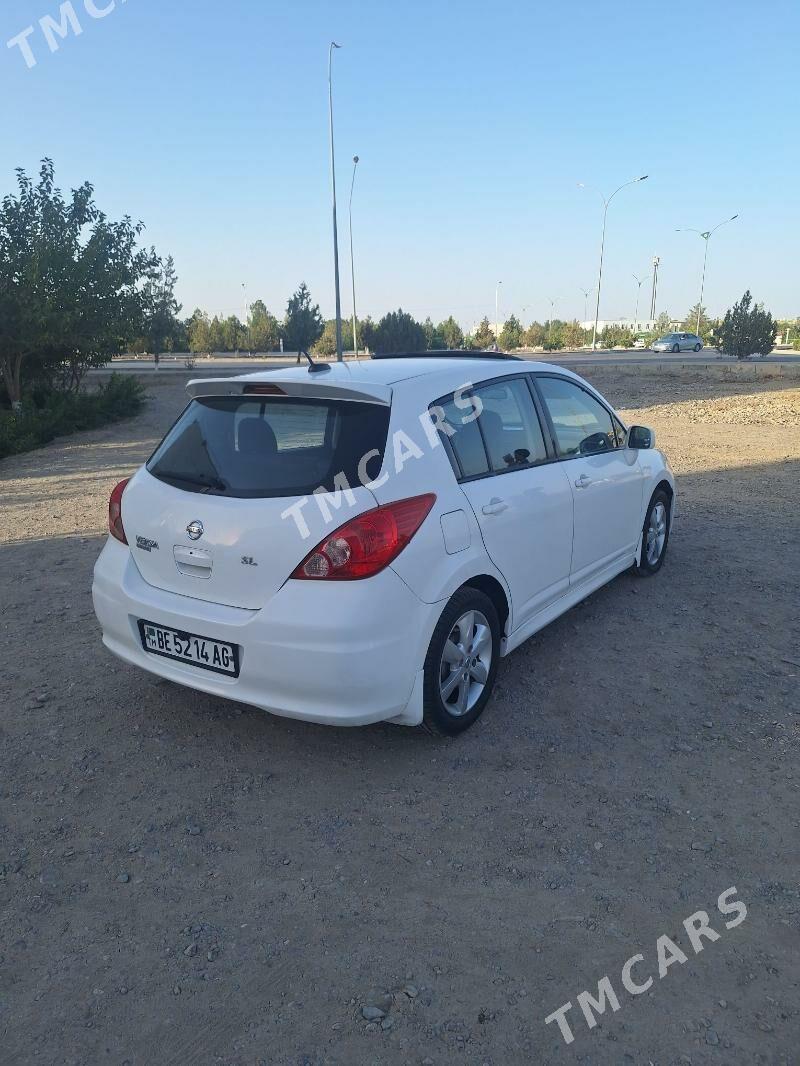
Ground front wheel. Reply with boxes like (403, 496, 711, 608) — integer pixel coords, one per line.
(634, 489, 671, 575)
(422, 588, 500, 736)
(672, 343, 680, 353)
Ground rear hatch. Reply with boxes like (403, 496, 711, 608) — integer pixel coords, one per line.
(124, 385, 391, 610)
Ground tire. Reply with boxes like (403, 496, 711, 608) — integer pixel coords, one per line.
(672, 343, 680, 353)
(422, 587, 500, 736)
(694, 343, 702, 352)
(634, 489, 671, 576)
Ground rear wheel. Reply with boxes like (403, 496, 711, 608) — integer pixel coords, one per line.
(422, 588, 500, 736)
(694, 343, 702, 352)
(634, 489, 671, 575)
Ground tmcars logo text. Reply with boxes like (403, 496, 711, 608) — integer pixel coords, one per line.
(7, 1, 127, 70)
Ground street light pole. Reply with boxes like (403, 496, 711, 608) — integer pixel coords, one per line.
(580, 175, 649, 349)
(348, 155, 360, 355)
(242, 282, 250, 355)
(328, 41, 344, 361)
(579, 287, 591, 324)
(676, 215, 738, 334)
(547, 296, 561, 341)
(650, 256, 660, 321)
(495, 281, 502, 347)
(632, 273, 651, 332)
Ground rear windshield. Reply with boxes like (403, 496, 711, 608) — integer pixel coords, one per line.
(146, 395, 390, 498)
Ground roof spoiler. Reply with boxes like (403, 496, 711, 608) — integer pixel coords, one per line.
(185, 376, 392, 406)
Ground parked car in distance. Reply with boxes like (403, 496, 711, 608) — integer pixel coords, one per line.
(93, 353, 675, 735)
(651, 332, 703, 353)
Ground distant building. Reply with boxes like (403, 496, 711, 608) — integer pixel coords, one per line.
(579, 319, 657, 333)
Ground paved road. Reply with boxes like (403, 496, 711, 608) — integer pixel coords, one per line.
(102, 349, 800, 375)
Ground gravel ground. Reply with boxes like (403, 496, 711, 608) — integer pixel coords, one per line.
(1, 366, 799, 1065)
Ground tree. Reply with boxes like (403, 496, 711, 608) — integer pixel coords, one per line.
(371, 309, 427, 353)
(140, 255, 182, 353)
(600, 325, 635, 349)
(221, 315, 245, 352)
(247, 299, 279, 352)
(438, 316, 464, 349)
(283, 282, 323, 353)
(0, 159, 158, 405)
(653, 312, 672, 336)
(544, 320, 566, 351)
(360, 313, 379, 351)
(471, 317, 496, 350)
(717, 290, 776, 359)
(523, 321, 546, 348)
(499, 315, 523, 351)
(422, 317, 446, 350)
(562, 320, 589, 349)
(187, 309, 212, 354)
(682, 303, 711, 337)
(313, 320, 338, 357)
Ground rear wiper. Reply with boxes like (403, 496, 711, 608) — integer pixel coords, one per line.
(154, 469, 227, 492)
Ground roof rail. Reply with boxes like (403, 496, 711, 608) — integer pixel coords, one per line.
(370, 350, 520, 361)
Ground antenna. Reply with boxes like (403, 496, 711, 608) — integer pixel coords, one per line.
(301, 350, 331, 374)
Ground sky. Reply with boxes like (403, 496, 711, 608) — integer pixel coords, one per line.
(1, 0, 798, 331)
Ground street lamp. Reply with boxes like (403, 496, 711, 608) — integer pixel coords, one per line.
(579, 287, 592, 324)
(242, 282, 250, 355)
(348, 155, 360, 355)
(579, 175, 649, 349)
(328, 41, 344, 361)
(495, 281, 502, 347)
(676, 215, 739, 334)
(547, 296, 561, 341)
(632, 273, 652, 332)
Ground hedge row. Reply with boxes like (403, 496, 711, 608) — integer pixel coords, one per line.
(0, 374, 146, 460)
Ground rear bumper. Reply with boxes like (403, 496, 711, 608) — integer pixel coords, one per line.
(92, 538, 442, 727)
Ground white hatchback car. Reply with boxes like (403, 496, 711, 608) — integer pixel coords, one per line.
(93, 353, 674, 735)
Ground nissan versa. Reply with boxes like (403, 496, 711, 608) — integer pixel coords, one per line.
(92, 353, 675, 735)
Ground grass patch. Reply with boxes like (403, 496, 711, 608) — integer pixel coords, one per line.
(0, 374, 146, 460)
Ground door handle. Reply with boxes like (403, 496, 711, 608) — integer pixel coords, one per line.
(482, 498, 508, 516)
(575, 474, 592, 489)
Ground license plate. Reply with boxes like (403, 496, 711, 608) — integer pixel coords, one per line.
(137, 620, 240, 677)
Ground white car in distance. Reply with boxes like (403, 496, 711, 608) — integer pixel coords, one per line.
(92, 353, 674, 735)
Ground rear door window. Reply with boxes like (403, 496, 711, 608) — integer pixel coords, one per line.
(147, 396, 390, 498)
(473, 378, 548, 471)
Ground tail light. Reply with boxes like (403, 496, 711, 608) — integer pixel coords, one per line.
(109, 478, 130, 544)
(291, 493, 436, 580)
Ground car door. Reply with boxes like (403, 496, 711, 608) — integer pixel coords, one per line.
(440, 375, 573, 627)
(534, 374, 645, 586)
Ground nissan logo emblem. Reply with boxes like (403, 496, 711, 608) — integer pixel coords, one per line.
(186, 520, 204, 541)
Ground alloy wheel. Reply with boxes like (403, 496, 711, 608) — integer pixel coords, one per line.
(646, 502, 668, 566)
(438, 610, 493, 717)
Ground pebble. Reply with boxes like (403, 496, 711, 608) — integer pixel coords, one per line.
(116, 873, 130, 884)
(402, 983, 419, 999)
(706, 1028, 720, 1045)
(691, 842, 713, 852)
(361, 1005, 385, 1021)
(186, 824, 202, 836)
(184, 943, 198, 957)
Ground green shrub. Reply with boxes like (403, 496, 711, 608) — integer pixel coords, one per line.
(0, 374, 145, 460)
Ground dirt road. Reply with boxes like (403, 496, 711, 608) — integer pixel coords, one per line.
(1, 366, 798, 1064)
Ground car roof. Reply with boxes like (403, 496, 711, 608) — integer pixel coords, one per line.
(220, 355, 570, 388)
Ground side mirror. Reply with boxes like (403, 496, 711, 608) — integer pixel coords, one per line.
(628, 425, 655, 450)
